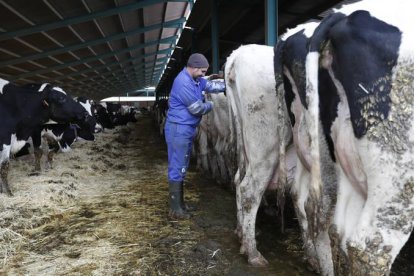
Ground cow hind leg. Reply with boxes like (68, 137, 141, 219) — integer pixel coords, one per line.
(239, 171, 268, 267)
(329, 224, 350, 276)
(330, 168, 365, 274)
(1, 160, 12, 196)
(33, 147, 43, 171)
(292, 164, 318, 272)
(234, 169, 244, 240)
(46, 143, 60, 170)
(46, 150, 55, 170)
(338, 176, 365, 251)
(347, 174, 414, 275)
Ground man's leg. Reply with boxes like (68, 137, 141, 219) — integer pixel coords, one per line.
(165, 122, 195, 219)
(181, 141, 196, 211)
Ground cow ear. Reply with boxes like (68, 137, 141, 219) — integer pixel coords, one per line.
(43, 100, 49, 107)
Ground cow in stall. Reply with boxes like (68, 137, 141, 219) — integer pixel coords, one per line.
(153, 98, 169, 137)
(224, 44, 295, 266)
(195, 112, 210, 174)
(274, 22, 339, 275)
(118, 105, 138, 125)
(93, 102, 115, 131)
(304, 0, 414, 274)
(77, 96, 102, 133)
(102, 102, 137, 126)
(195, 90, 236, 186)
(17, 87, 96, 171)
(14, 121, 96, 171)
(32, 114, 96, 171)
(0, 80, 89, 195)
(105, 102, 123, 126)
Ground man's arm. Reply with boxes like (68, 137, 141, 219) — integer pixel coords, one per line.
(188, 100, 213, 115)
(204, 79, 226, 94)
(177, 83, 213, 116)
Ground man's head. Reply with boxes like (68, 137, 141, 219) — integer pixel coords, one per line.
(186, 53, 209, 79)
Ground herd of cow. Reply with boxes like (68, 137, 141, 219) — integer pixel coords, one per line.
(0, 80, 138, 196)
(155, 0, 414, 274)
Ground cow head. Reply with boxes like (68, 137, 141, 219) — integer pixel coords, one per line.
(94, 103, 115, 129)
(41, 85, 88, 124)
(76, 114, 97, 141)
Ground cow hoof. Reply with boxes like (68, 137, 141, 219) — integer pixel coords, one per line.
(239, 244, 246, 254)
(2, 189, 13, 196)
(28, 171, 40, 176)
(168, 210, 191, 220)
(249, 254, 269, 267)
(234, 225, 242, 239)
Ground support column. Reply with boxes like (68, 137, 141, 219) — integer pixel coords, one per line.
(265, 0, 278, 46)
(211, 0, 220, 73)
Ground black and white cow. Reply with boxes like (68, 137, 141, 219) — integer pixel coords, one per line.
(304, 0, 414, 274)
(93, 103, 115, 130)
(116, 105, 138, 125)
(274, 21, 339, 275)
(17, 86, 96, 171)
(153, 98, 169, 137)
(0, 79, 88, 195)
(77, 96, 102, 133)
(32, 114, 96, 171)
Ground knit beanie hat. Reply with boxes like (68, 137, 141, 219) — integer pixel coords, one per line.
(187, 53, 209, 68)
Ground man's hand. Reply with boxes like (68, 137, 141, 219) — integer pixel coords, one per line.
(206, 72, 224, 80)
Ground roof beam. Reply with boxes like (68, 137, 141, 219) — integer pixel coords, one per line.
(10, 36, 177, 81)
(63, 55, 169, 86)
(67, 77, 138, 96)
(65, 75, 138, 94)
(76, 77, 141, 94)
(0, 0, 189, 42)
(65, 62, 159, 91)
(55, 58, 165, 89)
(54, 47, 172, 82)
(0, 18, 184, 67)
(72, 66, 146, 86)
(72, 72, 146, 93)
(67, 58, 165, 83)
(91, 80, 141, 97)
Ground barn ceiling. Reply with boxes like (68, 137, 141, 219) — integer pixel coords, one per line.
(0, 0, 346, 101)
(0, 0, 192, 100)
(156, 0, 345, 97)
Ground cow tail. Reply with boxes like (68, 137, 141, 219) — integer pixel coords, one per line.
(221, 62, 227, 96)
(273, 39, 286, 91)
(276, 136, 287, 233)
(224, 52, 239, 186)
(306, 13, 345, 200)
(274, 39, 289, 233)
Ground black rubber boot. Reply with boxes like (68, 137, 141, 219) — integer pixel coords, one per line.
(169, 181, 190, 219)
(181, 182, 196, 212)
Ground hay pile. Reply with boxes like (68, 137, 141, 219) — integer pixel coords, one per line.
(0, 117, 213, 275)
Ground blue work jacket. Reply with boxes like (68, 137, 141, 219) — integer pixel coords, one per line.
(166, 68, 225, 126)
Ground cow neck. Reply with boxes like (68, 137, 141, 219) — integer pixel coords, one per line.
(2, 84, 49, 122)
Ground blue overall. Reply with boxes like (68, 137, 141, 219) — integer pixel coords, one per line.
(165, 68, 225, 183)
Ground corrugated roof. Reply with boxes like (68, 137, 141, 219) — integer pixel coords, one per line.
(0, 0, 193, 100)
(155, 0, 344, 98)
